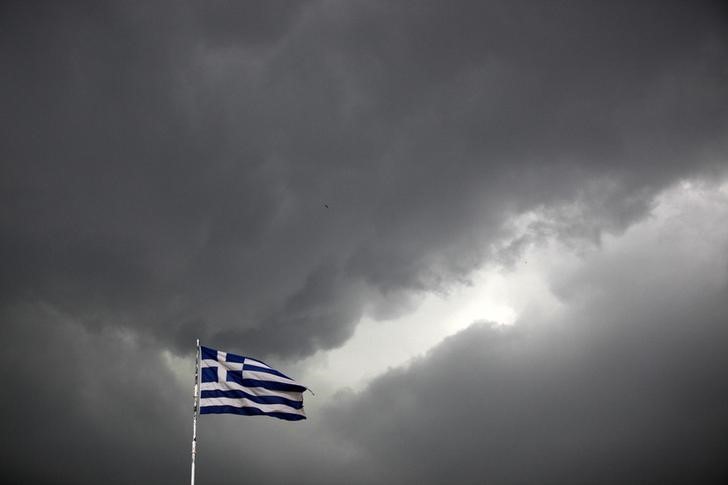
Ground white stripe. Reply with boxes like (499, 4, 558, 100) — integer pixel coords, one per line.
(244, 357, 271, 369)
(200, 381, 303, 401)
(243, 369, 298, 385)
(201, 359, 219, 368)
(201, 359, 243, 371)
(199, 397, 306, 416)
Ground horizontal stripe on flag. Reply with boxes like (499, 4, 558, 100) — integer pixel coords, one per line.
(244, 357, 271, 369)
(200, 405, 305, 421)
(243, 363, 290, 380)
(199, 397, 305, 416)
(243, 369, 298, 386)
(200, 381, 303, 401)
(201, 358, 243, 369)
(201, 359, 220, 368)
(226, 373, 307, 393)
(200, 389, 303, 409)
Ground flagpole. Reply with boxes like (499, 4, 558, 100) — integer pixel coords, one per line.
(190, 339, 201, 485)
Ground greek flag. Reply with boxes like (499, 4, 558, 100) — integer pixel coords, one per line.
(199, 346, 307, 421)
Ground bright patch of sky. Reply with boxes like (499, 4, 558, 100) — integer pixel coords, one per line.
(298, 176, 728, 399)
(299, 240, 566, 397)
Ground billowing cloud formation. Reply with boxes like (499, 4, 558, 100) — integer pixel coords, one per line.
(0, 303, 190, 483)
(2, 1, 727, 359)
(3, 180, 725, 484)
(1, 2, 727, 483)
(320, 183, 728, 484)
(186, 181, 728, 484)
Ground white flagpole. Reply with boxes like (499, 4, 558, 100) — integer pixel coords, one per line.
(190, 339, 201, 485)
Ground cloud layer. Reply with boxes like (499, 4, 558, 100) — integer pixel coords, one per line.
(2, 1, 727, 358)
(1, 2, 727, 483)
(320, 183, 728, 484)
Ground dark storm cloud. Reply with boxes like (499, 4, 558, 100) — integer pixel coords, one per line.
(1, 3, 727, 482)
(313, 199, 728, 484)
(0, 302, 192, 484)
(1, 0, 727, 358)
(2, 181, 726, 485)
(324, 295, 728, 483)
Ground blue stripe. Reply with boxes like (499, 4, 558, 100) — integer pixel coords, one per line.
(226, 372, 307, 393)
(244, 363, 291, 380)
(200, 346, 217, 360)
(200, 390, 303, 409)
(200, 405, 306, 421)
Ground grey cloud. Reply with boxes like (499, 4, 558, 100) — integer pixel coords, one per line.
(0, 302, 191, 484)
(315, 194, 728, 484)
(190, 0, 312, 48)
(3, 181, 726, 484)
(1, 4, 728, 482)
(2, 1, 727, 359)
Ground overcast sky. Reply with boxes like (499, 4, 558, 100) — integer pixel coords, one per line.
(2, 1, 728, 483)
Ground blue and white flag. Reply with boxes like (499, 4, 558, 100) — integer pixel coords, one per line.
(198, 346, 307, 421)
